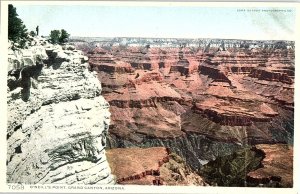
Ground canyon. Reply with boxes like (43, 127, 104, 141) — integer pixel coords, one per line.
(72, 37, 294, 187)
(6, 36, 294, 187)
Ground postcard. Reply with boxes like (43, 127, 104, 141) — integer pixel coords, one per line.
(0, 1, 299, 194)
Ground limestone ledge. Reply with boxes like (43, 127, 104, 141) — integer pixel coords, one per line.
(7, 37, 114, 184)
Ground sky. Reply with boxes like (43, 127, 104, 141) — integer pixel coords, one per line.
(14, 4, 296, 40)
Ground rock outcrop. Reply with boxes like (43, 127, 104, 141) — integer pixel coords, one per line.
(7, 37, 114, 184)
(193, 98, 278, 126)
(247, 144, 293, 187)
(106, 147, 206, 185)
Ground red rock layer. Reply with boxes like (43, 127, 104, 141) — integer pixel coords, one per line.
(106, 147, 206, 186)
(249, 68, 293, 84)
(106, 147, 170, 184)
(80, 42, 294, 144)
(193, 98, 278, 126)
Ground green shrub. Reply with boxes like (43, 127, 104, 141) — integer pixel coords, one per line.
(50, 30, 61, 44)
(59, 29, 70, 43)
(49, 29, 70, 44)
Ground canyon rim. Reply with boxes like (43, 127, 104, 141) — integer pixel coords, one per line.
(1, 1, 299, 194)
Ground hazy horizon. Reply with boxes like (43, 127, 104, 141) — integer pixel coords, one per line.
(68, 36, 295, 42)
(14, 4, 296, 41)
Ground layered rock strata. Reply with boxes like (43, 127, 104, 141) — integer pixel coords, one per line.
(7, 37, 114, 184)
(72, 38, 294, 186)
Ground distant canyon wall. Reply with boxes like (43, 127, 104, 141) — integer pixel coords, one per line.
(73, 38, 294, 175)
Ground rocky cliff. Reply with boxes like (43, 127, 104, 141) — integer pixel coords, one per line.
(7, 37, 114, 184)
(246, 144, 293, 187)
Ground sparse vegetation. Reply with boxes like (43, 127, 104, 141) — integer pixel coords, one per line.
(169, 152, 184, 164)
(59, 29, 70, 43)
(199, 147, 264, 186)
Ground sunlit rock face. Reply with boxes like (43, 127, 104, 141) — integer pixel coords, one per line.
(72, 38, 294, 187)
(7, 37, 114, 184)
(106, 147, 207, 186)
